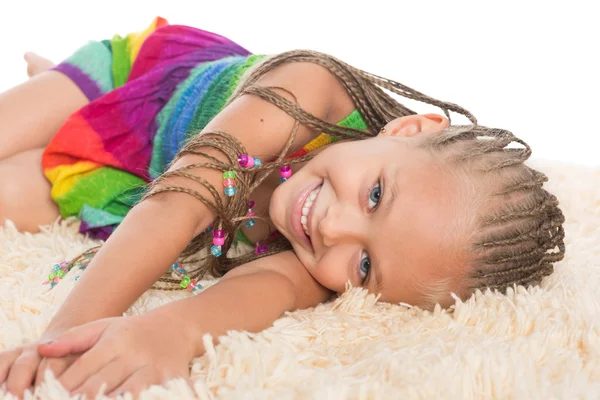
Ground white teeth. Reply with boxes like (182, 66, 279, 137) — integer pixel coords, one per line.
(300, 185, 321, 236)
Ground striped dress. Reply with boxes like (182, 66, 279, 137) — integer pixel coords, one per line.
(42, 17, 367, 240)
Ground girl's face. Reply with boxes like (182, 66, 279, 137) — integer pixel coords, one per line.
(270, 114, 471, 306)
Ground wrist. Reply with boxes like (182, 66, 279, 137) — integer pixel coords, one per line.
(144, 306, 202, 357)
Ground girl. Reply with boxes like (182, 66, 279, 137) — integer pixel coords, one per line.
(0, 18, 565, 398)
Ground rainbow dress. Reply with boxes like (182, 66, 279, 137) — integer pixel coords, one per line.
(42, 18, 367, 241)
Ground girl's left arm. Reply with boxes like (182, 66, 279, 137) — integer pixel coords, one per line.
(37, 251, 331, 397)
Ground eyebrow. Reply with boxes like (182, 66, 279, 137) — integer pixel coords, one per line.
(371, 167, 399, 293)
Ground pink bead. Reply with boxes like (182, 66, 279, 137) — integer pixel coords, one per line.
(255, 242, 268, 255)
(188, 279, 197, 290)
(223, 178, 236, 187)
(280, 165, 291, 172)
(249, 200, 255, 208)
(238, 154, 249, 167)
(280, 169, 292, 179)
(213, 229, 225, 238)
(246, 211, 255, 217)
(53, 277, 60, 283)
(213, 237, 225, 246)
(245, 157, 255, 168)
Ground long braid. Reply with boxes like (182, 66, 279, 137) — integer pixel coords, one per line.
(64, 50, 565, 307)
(417, 124, 566, 305)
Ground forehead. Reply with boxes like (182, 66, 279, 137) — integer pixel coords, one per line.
(372, 151, 469, 304)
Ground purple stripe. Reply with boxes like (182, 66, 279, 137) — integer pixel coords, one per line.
(52, 63, 105, 101)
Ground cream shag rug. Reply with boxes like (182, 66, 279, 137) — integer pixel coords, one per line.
(0, 158, 599, 399)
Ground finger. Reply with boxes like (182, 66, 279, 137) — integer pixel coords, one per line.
(108, 367, 158, 399)
(72, 358, 137, 399)
(35, 355, 78, 387)
(57, 343, 117, 392)
(0, 348, 22, 384)
(38, 320, 111, 358)
(5, 349, 40, 398)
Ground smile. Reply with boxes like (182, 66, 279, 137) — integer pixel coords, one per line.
(301, 185, 321, 236)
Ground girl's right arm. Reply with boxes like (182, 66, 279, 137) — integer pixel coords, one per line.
(42, 61, 343, 338)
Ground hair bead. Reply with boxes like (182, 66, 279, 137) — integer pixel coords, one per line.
(224, 186, 237, 196)
(211, 245, 223, 257)
(255, 242, 268, 255)
(222, 178, 236, 188)
(180, 276, 191, 288)
(237, 153, 249, 167)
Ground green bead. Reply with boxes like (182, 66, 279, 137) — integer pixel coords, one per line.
(223, 170, 236, 179)
(48, 272, 56, 280)
(180, 276, 191, 288)
(56, 270, 66, 278)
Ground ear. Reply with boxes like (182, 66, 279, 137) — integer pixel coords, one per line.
(379, 114, 449, 138)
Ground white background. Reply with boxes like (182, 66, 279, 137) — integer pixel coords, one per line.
(1, 0, 598, 167)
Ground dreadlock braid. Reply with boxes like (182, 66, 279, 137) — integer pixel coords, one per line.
(418, 124, 566, 303)
(64, 49, 565, 309)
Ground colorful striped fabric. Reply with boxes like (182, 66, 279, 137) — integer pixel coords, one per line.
(42, 18, 367, 240)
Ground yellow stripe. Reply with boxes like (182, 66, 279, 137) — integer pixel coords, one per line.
(129, 17, 163, 65)
(45, 162, 99, 199)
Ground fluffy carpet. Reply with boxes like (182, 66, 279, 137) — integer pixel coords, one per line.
(1, 158, 599, 399)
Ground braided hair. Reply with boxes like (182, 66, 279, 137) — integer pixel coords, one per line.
(69, 50, 566, 309)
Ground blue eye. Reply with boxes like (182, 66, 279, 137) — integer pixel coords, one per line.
(368, 183, 382, 210)
(359, 251, 371, 281)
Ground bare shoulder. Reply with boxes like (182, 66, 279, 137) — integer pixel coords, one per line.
(253, 60, 356, 123)
(222, 250, 333, 309)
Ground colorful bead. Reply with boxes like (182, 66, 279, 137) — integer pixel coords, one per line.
(56, 270, 66, 278)
(177, 268, 187, 275)
(213, 236, 225, 246)
(52, 276, 60, 284)
(246, 157, 255, 168)
(255, 242, 268, 255)
(188, 279, 198, 290)
(224, 186, 237, 196)
(238, 154, 249, 167)
(222, 178, 236, 188)
(52, 264, 60, 272)
(192, 284, 203, 294)
(245, 219, 256, 228)
(59, 261, 68, 269)
(170, 262, 179, 271)
(223, 171, 236, 179)
(249, 200, 255, 208)
(280, 177, 288, 184)
(180, 276, 191, 288)
(246, 211, 255, 217)
(48, 272, 56, 280)
(213, 229, 225, 238)
(254, 158, 262, 167)
(280, 168, 292, 179)
(211, 245, 222, 257)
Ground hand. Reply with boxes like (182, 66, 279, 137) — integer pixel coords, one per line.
(37, 314, 197, 398)
(0, 343, 78, 398)
(0, 324, 105, 398)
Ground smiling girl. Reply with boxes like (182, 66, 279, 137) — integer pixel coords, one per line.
(0, 18, 565, 398)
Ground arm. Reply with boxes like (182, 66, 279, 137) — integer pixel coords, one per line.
(43, 61, 340, 338)
(147, 250, 333, 356)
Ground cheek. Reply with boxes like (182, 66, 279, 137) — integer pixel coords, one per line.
(313, 250, 354, 293)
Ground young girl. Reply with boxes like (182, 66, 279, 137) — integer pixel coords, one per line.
(0, 18, 565, 398)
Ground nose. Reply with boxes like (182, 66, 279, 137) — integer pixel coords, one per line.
(318, 202, 365, 247)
